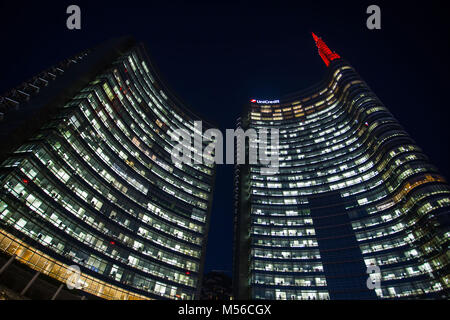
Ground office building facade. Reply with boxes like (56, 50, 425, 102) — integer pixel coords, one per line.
(233, 33, 450, 300)
(0, 38, 215, 300)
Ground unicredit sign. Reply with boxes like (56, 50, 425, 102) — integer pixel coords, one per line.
(251, 99, 280, 104)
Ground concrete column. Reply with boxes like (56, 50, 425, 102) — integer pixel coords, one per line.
(0, 254, 16, 276)
(21, 271, 40, 296)
(51, 283, 65, 300)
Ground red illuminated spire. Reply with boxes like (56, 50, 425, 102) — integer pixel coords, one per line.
(312, 32, 341, 67)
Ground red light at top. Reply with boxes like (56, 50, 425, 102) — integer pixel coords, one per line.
(312, 32, 341, 67)
(251, 99, 257, 103)
(312, 32, 319, 42)
(22, 178, 30, 184)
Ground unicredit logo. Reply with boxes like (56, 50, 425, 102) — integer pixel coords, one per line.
(251, 99, 280, 104)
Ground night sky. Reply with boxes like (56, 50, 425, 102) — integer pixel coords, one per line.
(1, 1, 449, 277)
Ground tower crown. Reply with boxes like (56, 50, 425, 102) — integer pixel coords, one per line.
(312, 32, 341, 67)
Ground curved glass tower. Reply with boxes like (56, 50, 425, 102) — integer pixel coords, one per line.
(0, 38, 215, 300)
(233, 33, 449, 300)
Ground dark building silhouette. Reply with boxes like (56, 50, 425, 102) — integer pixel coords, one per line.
(0, 38, 216, 300)
(233, 33, 450, 300)
(200, 271, 232, 300)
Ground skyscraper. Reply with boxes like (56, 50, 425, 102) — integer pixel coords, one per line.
(233, 33, 450, 300)
(0, 38, 216, 300)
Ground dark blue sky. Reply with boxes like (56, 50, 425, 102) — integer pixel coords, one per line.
(1, 1, 449, 276)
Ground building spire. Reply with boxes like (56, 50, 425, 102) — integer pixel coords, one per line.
(312, 32, 341, 67)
